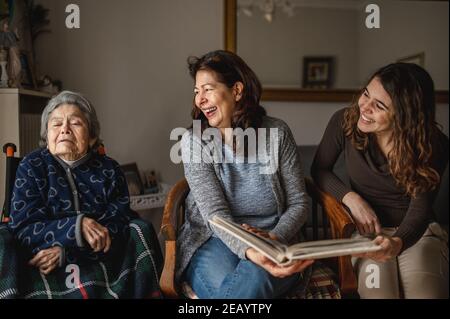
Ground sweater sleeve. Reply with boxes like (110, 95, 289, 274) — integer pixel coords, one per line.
(311, 109, 352, 202)
(270, 121, 310, 244)
(8, 160, 79, 254)
(181, 131, 251, 260)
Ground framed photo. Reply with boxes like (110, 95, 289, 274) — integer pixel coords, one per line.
(397, 52, 425, 67)
(19, 51, 37, 89)
(302, 56, 334, 89)
(120, 163, 144, 196)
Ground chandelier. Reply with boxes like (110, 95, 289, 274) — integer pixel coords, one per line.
(238, 0, 295, 23)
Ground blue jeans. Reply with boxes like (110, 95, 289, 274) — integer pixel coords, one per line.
(184, 236, 300, 299)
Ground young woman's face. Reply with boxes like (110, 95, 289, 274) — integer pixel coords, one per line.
(194, 70, 242, 132)
(357, 77, 394, 137)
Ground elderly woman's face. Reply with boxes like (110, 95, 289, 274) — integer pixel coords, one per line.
(47, 104, 94, 161)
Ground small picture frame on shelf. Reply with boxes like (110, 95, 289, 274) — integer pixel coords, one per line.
(397, 52, 425, 67)
(19, 51, 37, 89)
(120, 163, 144, 196)
(302, 56, 334, 89)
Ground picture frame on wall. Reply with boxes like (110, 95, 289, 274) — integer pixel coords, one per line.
(19, 50, 37, 89)
(120, 163, 145, 196)
(397, 52, 425, 67)
(302, 56, 334, 89)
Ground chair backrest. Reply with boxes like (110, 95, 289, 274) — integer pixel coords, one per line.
(1, 144, 22, 223)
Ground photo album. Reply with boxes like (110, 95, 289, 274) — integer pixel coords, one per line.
(209, 216, 381, 265)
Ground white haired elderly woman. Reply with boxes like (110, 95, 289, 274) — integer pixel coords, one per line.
(7, 91, 162, 299)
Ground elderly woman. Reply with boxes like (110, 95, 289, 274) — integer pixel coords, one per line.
(178, 50, 313, 299)
(7, 91, 161, 298)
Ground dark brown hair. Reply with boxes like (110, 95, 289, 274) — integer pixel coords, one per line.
(343, 63, 440, 197)
(187, 50, 266, 132)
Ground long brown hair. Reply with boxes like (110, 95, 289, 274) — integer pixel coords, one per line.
(343, 63, 440, 198)
(187, 50, 266, 132)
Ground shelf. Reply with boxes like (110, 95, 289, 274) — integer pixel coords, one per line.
(261, 88, 449, 104)
(0, 88, 53, 98)
(130, 183, 172, 211)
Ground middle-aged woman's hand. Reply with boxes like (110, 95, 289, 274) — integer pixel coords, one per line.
(342, 191, 382, 236)
(81, 217, 111, 253)
(242, 224, 314, 277)
(245, 248, 314, 278)
(241, 224, 278, 241)
(29, 246, 62, 275)
(353, 235, 403, 262)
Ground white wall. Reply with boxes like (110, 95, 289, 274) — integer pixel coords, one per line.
(35, 0, 222, 184)
(238, 6, 359, 88)
(358, 0, 449, 89)
(33, 0, 448, 186)
(238, 0, 449, 90)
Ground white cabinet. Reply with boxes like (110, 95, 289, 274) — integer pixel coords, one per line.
(0, 88, 52, 206)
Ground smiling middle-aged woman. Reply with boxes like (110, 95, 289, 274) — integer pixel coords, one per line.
(177, 50, 314, 299)
(7, 91, 162, 298)
(312, 63, 449, 299)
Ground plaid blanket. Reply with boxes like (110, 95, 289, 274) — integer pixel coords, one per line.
(0, 219, 162, 299)
(286, 261, 341, 299)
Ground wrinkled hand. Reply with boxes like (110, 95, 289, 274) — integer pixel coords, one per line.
(343, 192, 381, 236)
(353, 235, 402, 262)
(29, 246, 62, 275)
(81, 217, 111, 253)
(245, 248, 314, 278)
(241, 224, 278, 241)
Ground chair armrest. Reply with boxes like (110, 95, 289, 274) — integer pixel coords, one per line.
(305, 177, 358, 296)
(305, 177, 355, 239)
(160, 179, 189, 241)
(160, 239, 179, 298)
(159, 178, 189, 298)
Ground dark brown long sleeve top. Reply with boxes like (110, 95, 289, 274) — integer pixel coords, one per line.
(311, 108, 449, 251)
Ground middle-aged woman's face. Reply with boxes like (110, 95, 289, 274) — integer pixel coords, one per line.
(194, 69, 242, 133)
(357, 77, 394, 138)
(47, 104, 94, 161)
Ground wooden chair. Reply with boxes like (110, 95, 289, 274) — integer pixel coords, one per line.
(159, 177, 358, 299)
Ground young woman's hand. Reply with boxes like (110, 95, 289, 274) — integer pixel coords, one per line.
(29, 246, 62, 275)
(353, 235, 403, 262)
(342, 192, 382, 236)
(81, 217, 111, 253)
(245, 248, 314, 278)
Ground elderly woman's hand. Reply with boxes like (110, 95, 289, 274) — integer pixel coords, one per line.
(245, 248, 314, 278)
(81, 217, 111, 253)
(29, 246, 62, 275)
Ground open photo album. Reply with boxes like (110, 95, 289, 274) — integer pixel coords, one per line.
(209, 216, 382, 265)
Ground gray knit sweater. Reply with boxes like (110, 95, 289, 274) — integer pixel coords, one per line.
(176, 116, 310, 281)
